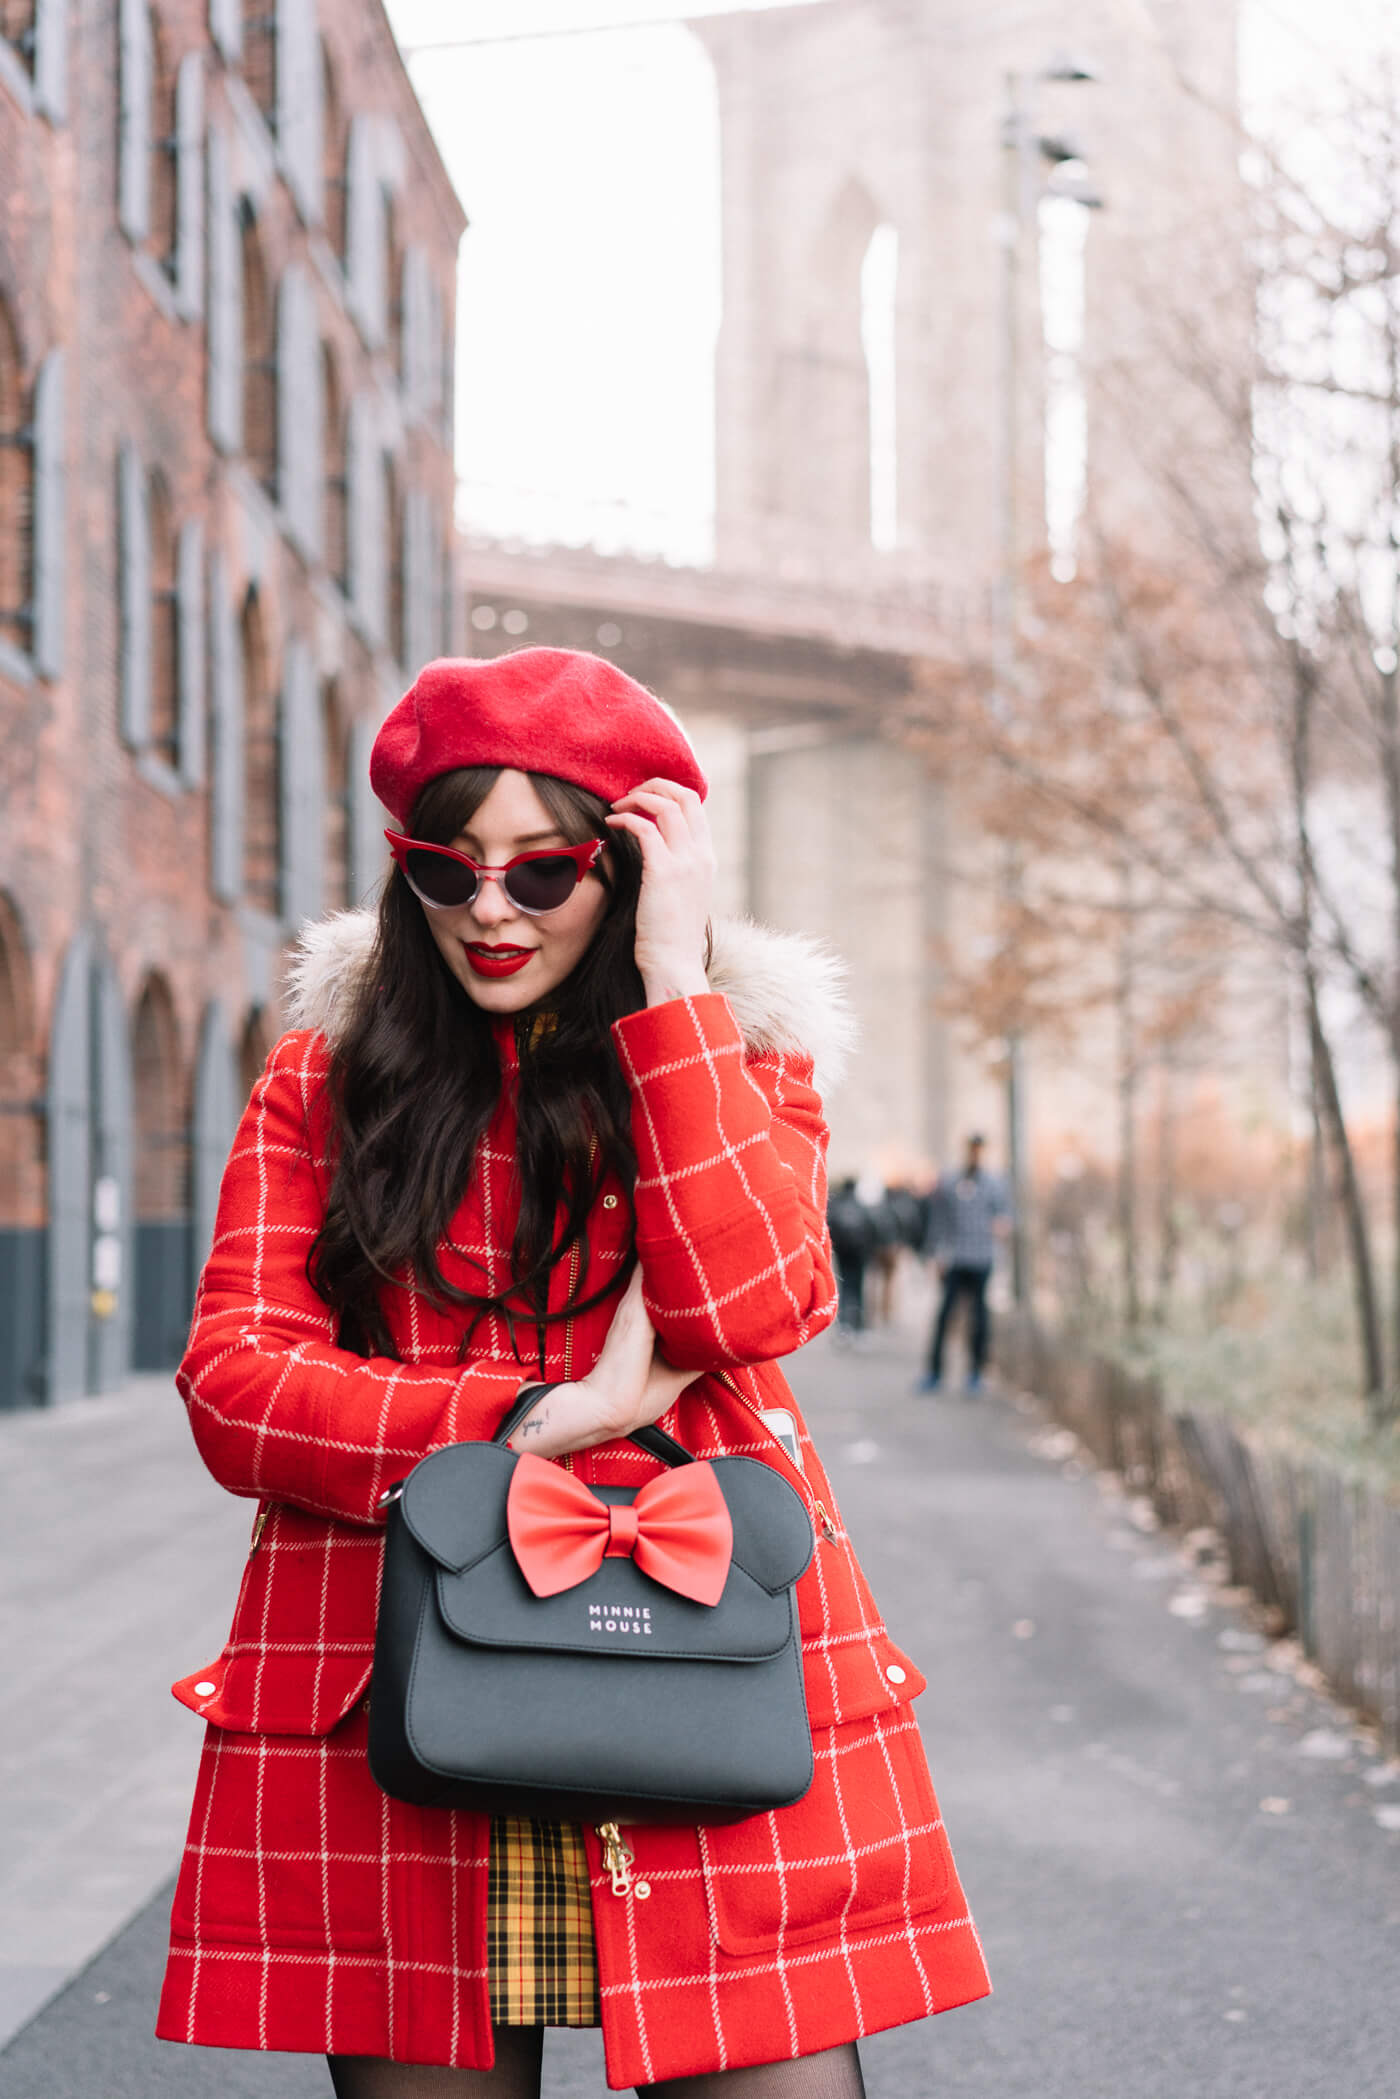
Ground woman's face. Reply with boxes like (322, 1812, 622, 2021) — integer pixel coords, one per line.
(419, 768, 610, 1015)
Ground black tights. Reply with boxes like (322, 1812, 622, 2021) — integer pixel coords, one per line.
(327, 2031, 866, 2098)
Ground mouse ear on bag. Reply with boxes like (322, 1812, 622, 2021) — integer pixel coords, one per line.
(367, 1388, 815, 1824)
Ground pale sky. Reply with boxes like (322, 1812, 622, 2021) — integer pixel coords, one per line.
(384, 0, 1400, 568)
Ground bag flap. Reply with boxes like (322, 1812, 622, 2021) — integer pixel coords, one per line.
(400, 1445, 814, 1595)
(435, 1543, 797, 1661)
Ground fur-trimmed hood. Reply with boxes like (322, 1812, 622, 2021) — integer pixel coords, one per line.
(285, 909, 857, 1094)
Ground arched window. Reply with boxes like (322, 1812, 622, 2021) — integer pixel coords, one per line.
(241, 0, 274, 130)
(322, 676, 349, 911)
(860, 223, 898, 551)
(0, 2, 36, 75)
(239, 201, 276, 495)
(131, 970, 191, 1368)
(148, 8, 177, 277)
(322, 341, 347, 591)
(238, 1004, 273, 1103)
(240, 588, 280, 915)
(384, 453, 404, 667)
(0, 890, 38, 1230)
(321, 37, 347, 263)
(0, 890, 40, 1405)
(782, 175, 884, 556)
(132, 974, 183, 1214)
(0, 296, 32, 658)
(147, 470, 178, 764)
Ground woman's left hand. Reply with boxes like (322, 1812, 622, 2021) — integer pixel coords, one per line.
(505, 1269, 701, 1458)
(606, 778, 715, 1007)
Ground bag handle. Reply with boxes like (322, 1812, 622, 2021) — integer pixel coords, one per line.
(494, 1382, 695, 1469)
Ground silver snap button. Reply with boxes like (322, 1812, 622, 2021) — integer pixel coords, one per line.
(884, 1663, 907, 1685)
(603, 1195, 619, 1210)
(193, 1680, 218, 1696)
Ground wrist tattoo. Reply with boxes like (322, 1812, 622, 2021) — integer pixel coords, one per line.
(519, 1413, 548, 1439)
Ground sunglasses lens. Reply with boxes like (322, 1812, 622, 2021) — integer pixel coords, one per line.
(504, 854, 583, 913)
(403, 848, 479, 909)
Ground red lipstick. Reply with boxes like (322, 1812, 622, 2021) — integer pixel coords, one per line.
(463, 943, 535, 979)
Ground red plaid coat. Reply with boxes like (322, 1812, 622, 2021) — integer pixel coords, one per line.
(157, 914, 990, 2085)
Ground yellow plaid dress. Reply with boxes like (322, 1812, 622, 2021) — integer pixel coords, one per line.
(487, 1818, 600, 2026)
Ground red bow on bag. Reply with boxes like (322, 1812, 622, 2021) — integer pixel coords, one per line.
(506, 1454, 734, 1608)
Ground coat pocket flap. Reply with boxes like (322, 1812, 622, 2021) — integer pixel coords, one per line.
(801, 1631, 928, 1731)
(172, 1651, 373, 1735)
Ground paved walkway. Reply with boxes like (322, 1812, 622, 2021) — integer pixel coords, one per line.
(3, 1323, 1398, 2096)
(0, 1376, 252, 2049)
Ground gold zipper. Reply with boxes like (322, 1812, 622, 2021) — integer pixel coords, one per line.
(597, 1820, 651, 1900)
(712, 1369, 837, 1542)
(248, 1506, 269, 1556)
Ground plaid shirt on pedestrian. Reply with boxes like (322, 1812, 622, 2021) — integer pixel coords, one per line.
(926, 1169, 1010, 1268)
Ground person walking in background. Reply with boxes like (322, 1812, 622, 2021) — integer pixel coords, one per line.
(871, 1180, 934, 1328)
(917, 1134, 1011, 1396)
(827, 1175, 878, 1340)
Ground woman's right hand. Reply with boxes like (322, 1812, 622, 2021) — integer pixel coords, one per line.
(506, 1270, 698, 1458)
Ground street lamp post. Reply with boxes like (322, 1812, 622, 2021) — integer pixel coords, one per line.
(995, 58, 1100, 1311)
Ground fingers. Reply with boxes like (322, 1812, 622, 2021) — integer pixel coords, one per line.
(608, 779, 713, 859)
(613, 789, 691, 853)
(612, 777, 705, 822)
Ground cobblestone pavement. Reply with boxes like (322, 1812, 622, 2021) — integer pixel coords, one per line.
(3, 1320, 1398, 2096)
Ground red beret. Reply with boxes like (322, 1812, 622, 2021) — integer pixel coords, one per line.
(369, 649, 707, 825)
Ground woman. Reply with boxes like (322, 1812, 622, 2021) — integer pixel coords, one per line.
(157, 650, 990, 2095)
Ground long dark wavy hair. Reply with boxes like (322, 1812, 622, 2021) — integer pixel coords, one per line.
(306, 766, 647, 1366)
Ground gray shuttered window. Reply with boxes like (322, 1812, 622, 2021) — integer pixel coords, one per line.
(346, 393, 383, 643)
(277, 265, 320, 558)
(440, 283, 454, 447)
(118, 443, 150, 750)
(276, 0, 321, 224)
(32, 348, 65, 681)
(205, 124, 240, 453)
(347, 713, 386, 909)
(174, 53, 204, 322)
(208, 548, 243, 903)
(404, 486, 437, 675)
(425, 272, 444, 426)
(118, 0, 152, 243)
(90, 956, 134, 1394)
(176, 518, 205, 786)
(192, 1001, 237, 1270)
(401, 246, 426, 407)
(279, 637, 324, 928)
(344, 115, 383, 347)
(208, 0, 239, 63)
(34, 0, 68, 122)
(45, 931, 91, 1404)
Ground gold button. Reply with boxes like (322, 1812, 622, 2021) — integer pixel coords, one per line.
(603, 1195, 619, 1210)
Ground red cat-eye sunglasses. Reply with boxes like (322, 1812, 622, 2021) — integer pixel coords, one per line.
(385, 831, 605, 916)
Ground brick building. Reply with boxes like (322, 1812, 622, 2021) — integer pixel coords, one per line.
(0, 0, 464, 1406)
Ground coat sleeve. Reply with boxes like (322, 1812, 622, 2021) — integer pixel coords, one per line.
(610, 993, 838, 1367)
(176, 1030, 525, 1526)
